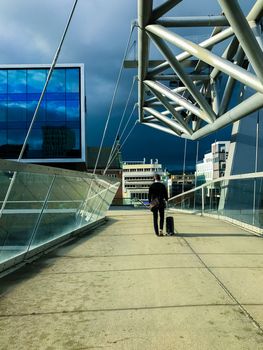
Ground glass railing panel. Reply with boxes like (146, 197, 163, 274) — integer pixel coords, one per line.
(87, 181, 105, 223)
(168, 175, 263, 233)
(203, 183, 221, 213)
(28, 175, 87, 249)
(169, 188, 202, 212)
(28, 175, 119, 249)
(0, 160, 120, 273)
(222, 179, 255, 226)
(99, 183, 119, 219)
(254, 178, 263, 228)
(0, 171, 54, 264)
(193, 188, 203, 211)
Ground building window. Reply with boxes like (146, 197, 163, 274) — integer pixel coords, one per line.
(0, 67, 82, 160)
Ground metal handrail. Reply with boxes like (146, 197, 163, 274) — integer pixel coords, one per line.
(0, 159, 118, 185)
(168, 171, 263, 202)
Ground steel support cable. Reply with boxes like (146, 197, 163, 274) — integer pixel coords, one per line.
(93, 24, 135, 175)
(105, 76, 136, 172)
(104, 119, 138, 174)
(119, 104, 137, 141)
(0, 0, 79, 222)
(103, 104, 136, 174)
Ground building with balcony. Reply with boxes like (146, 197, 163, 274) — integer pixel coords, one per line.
(122, 158, 167, 202)
(196, 141, 230, 185)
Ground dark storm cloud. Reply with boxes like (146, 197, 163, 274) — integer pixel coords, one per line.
(0, 0, 253, 167)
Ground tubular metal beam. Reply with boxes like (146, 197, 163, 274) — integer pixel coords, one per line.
(144, 80, 205, 120)
(148, 32, 216, 123)
(146, 24, 263, 94)
(247, 0, 263, 22)
(210, 36, 239, 79)
(148, 26, 234, 77)
(142, 121, 179, 136)
(143, 107, 186, 134)
(218, 0, 263, 83)
(190, 92, 263, 140)
(146, 86, 192, 134)
(153, 74, 210, 81)
(151, 0, 182, 21)
(156, 15, 229, 27)
(218, 47, 245, 116)
(146, 101, 185, 107)
(138, 0, 153, 122)
(148, 1, 261, 78)
(136, 0, 263, 141)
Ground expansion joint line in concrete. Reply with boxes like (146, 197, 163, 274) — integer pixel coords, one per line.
(180, 236, 263, 333)
(0, 303, 239, 319)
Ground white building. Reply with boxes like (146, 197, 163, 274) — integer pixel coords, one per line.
(122, 158, 167, 202)
(196, 141, 230, 184)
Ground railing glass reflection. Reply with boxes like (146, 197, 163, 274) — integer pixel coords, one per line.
(168, 173, 263, 234)
(0, 160, 119, 272)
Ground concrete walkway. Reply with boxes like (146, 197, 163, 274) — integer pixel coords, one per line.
(1, 209, 263, 349)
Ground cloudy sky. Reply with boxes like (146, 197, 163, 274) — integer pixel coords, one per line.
(0, 0, 253, 170)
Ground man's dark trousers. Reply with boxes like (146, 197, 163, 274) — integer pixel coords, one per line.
(152, 206, 165, 235)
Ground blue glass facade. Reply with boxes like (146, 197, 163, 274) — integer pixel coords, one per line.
(0, 66, 83, 160)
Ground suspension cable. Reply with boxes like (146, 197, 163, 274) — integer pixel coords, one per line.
(19, 0, 79, 162)
(182, 138, 187, 193)
(0, 0, 79, 220)
(104, 119, 138, 174)
(119, 103, 137, 141)
(103, 104, 136, 174)
(93, 24, 135, 174)
(105, 76, 136, 171)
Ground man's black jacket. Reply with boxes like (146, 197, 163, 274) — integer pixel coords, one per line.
(148, 181, 168, 206)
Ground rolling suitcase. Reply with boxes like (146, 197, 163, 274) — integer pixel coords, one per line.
(166, 216, 175, 235)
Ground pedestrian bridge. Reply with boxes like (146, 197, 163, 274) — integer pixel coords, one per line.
(1, 209, 263, 349)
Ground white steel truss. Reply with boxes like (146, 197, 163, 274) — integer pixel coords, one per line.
(136, 0, 263, 140)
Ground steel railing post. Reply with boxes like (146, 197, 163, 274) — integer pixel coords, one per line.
(201, 186, 205, 216)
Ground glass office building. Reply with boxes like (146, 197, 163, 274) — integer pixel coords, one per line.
(0, 64, 85, 163)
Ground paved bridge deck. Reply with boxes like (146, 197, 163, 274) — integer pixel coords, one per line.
(1, 209, 263, 349)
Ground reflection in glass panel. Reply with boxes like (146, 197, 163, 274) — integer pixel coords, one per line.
(66, 92, 79, 100)
(0, 165, 118, 268)
(27, 69, 46, 93)
(8, 101, 27, 121)
(46, 92, 65, 101)
(0, 101, 7, 121)
(66, 100, 80, 121)
(0, 66, 82, 160)
(42, 125, 76, 158)
(0, 130, 7, 146)
(0, 70, 7, 93)
(66, 68, 80, 93)
(28, 128, 43, 150)
(31, 175, 84, 247)
(8, 70, 26, 93)
(8, 93, 27, 101)
(8, 129, 26, 145)
(7, 121, 27, 129)
(47, 69, 65, 93)
(67, 121, 80, 129)
(46, 100, 66, 121)
(72, 129, 80, 149)
(27, 100, 46, 122)
(0, 172, 54, 262)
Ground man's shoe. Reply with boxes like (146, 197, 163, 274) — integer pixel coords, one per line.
(159, 229, 163, 236)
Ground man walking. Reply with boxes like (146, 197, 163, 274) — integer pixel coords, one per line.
(148, 174, 168, 236)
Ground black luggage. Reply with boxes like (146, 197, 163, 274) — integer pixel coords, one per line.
(166, 216, 175, 235)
